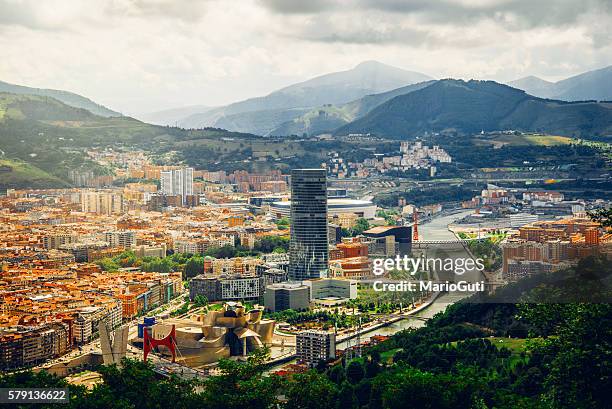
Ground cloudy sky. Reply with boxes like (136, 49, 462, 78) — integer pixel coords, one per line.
(1, 0, 611, 115)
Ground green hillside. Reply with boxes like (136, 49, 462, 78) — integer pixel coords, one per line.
(0, 159, 69, 189)
(336, 79, 612, 139)
(0, 92, 268, 188)
(0, 80, 120, 117)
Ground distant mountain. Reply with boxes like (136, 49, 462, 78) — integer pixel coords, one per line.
(552, 66, 612, 101)
(336, 79, 612, 138)
(507, 76, 554, 97)
(137, 105, 213, 126)
(508, 66, 612, 101)
(270, 80, 436, 136)
(0, 80, 120, 117)
(178, 61, 433, 133)
(213, 107, 312, 136)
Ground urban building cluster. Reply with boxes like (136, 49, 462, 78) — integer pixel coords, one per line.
(502, 217, 612, 280)
(0, 257, 181, 370)
(0, 179, 293, 369)
(326, 141, 451, 179)
(0, 156, 428, 372)
(462, 185, 586, 218)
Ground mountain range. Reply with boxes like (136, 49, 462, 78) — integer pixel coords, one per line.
(0, 80, 120, 117)
(1, 77, 611, 190)
(162, 61, 433, 134)
(508, 65, 612, 102)
(135, 62, 612, 136)
(0, 92, 254, 189)
(269, 80, 436, 136)
(3, 61, 611, 138)
(335, 79, 612, 138)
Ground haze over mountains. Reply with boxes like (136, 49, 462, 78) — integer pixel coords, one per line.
(1, 61, 611, 140)
(135, 61, 612, 137)
(138, 105, 213, 126)
(0, 80, 120, 118)
(508, 65, 612, 102)
(269, 80, 436, 137)
(153, 61, 434, 134)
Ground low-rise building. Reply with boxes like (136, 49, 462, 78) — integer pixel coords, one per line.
(264, 282, 310, 312)
(190, 274, 264, 302)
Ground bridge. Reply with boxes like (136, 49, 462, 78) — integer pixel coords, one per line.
(410, 238, 489, 250)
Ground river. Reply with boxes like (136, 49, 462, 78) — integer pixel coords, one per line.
(337, 206, 475, 346)
(269, 209, 477, 365)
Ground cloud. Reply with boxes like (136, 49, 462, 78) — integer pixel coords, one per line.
(0, 0, 609, 114)
(0, 0, 209, 30)
(258, 0, 339, 14)
(260, 0, 612, 45)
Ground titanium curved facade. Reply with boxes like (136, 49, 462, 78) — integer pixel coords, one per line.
(289, 169, 329, 281)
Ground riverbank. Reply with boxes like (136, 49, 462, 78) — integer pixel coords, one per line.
(264, 291, 443, 369)
(336, 291, 442, 344)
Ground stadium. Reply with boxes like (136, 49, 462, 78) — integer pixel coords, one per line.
(269, 198, 377, 220)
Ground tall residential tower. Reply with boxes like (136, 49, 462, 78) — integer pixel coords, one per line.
(289, 169, 328, 281)
(160, 167, 194, 205)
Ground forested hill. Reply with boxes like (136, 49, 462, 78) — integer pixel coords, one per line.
(336, 79, 612, 140)
(0, 80, 120, 117)
(0, 92, 258, 188)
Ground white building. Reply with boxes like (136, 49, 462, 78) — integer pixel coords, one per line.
(270, 199, 376, 220)
(160, 167, 194, 205)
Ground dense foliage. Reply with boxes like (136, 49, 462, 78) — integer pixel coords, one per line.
(95, 236, 289, 279)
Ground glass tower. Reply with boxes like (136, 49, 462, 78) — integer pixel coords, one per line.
(289, 169, 329, 281)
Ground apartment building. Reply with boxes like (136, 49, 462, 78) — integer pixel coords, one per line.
(189, 274, 264, 301)
(43, 233, 78, 250)
(81, 191, 123, 215)
(296, 330, 336, 368)
(104, 230, 136, 249)
(160, 167, 194, 206)
(0, 322, 70, 370)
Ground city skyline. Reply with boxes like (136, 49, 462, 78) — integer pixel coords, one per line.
(0, 2, 610, 405)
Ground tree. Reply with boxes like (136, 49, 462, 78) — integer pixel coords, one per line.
(193, 294, 208, 307)
(276, 217, 290, 230)
(346, 361, 365, 384)
(254, 236, 289, 253)
(327, 364, 346, 385)
(587, 207, 612, 227)
(199, 348, 282, 409)
(285, 371, 338, 409)
(353, 218, 370, 235)
(184, 256, 204, 278)
(96, 257, 120, 272)
(337, 381, 359, 409)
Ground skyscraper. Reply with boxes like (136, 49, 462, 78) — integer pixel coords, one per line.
(289, 169, 328, 281)
(160, 167, 194, 205)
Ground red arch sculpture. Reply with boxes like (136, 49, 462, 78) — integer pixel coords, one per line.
(143, 325, 177, 363)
